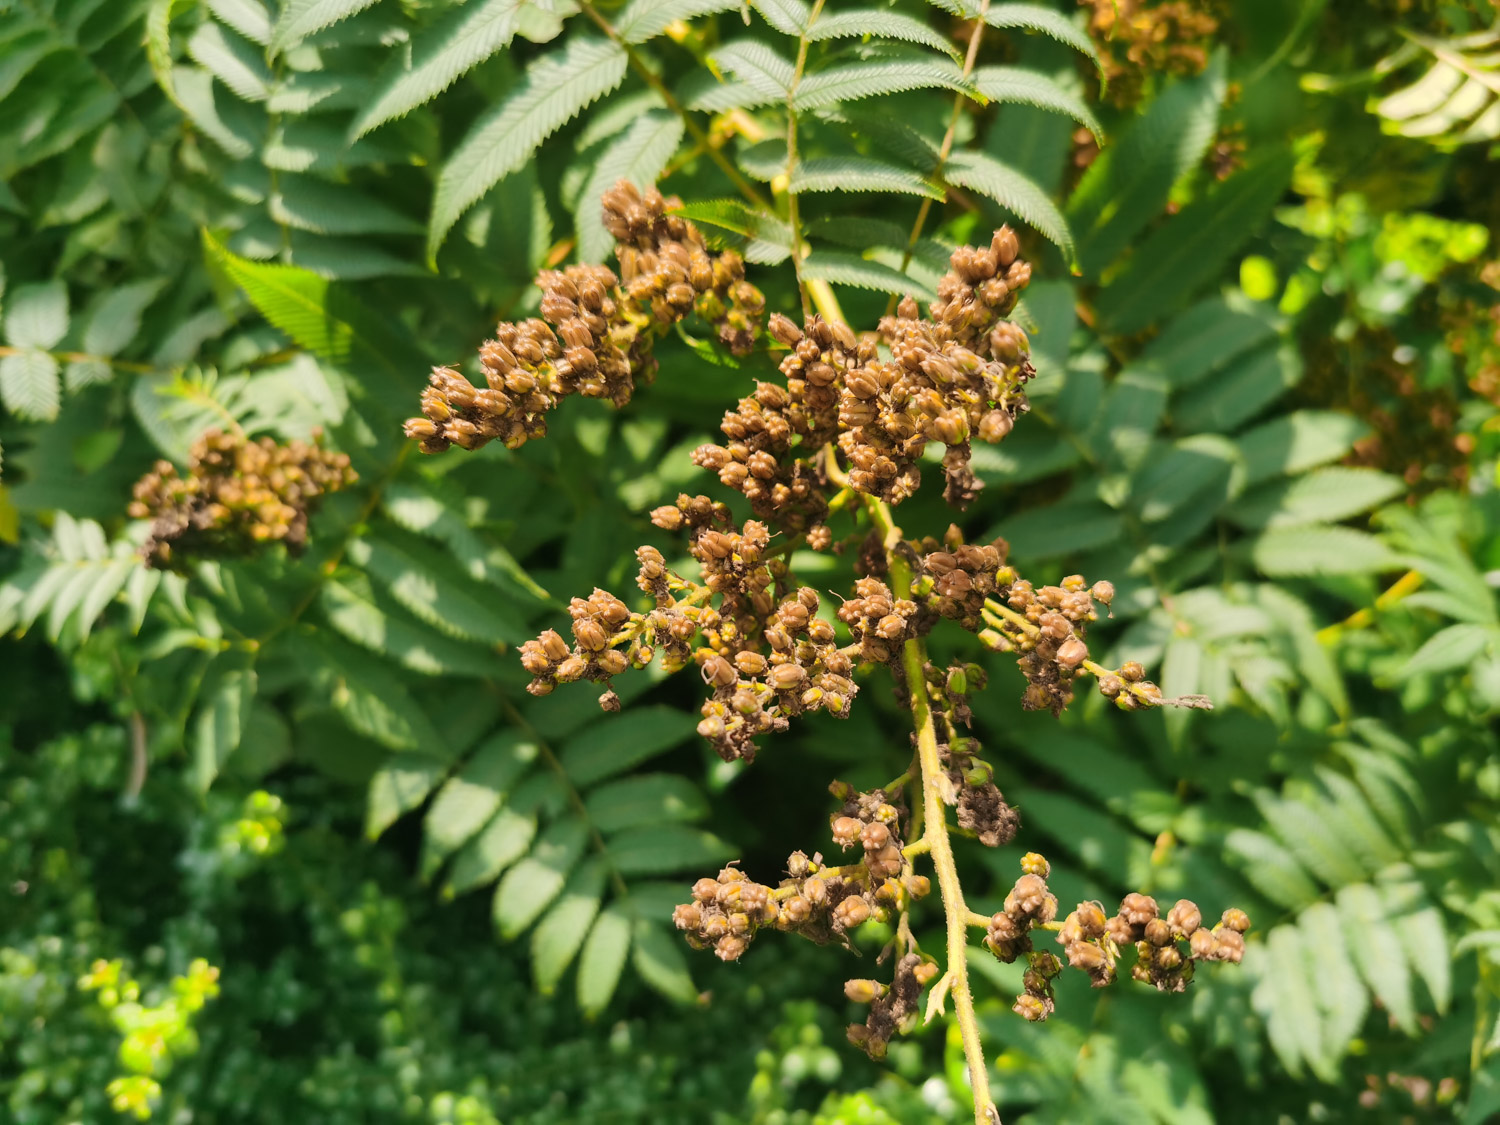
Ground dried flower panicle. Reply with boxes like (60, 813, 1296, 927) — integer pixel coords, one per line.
(128, 429, 355, 571)
(846, 951, 938, 1060)
(405, 182, 764, 455)
(1080, 0, 1221, 109)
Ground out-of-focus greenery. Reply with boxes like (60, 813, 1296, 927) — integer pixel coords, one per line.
(3, 0, 1500, 1121)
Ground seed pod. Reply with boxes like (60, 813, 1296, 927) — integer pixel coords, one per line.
(768, 663, 807, 690)
(844, 978, 884, 1003)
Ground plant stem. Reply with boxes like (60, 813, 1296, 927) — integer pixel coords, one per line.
(781, 0, 828, 317)
(885, 0, 993, 315)
(865, 492, 999, 1125)
(578, 0, 772, 212)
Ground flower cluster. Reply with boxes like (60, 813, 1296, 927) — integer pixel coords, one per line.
(405, 182, 764, 455)
(845, 952, 939, 1060)
(984, 856, 1251, 1021)
(672, 786, 930, 969)
(1079, 0, 1221, 109)
(128, 429, 355, 571)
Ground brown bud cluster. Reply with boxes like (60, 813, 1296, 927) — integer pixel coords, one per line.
(518, 588, 639, 711)
(917, 525, 1014, 631)
(405, 182, 764, 455)
(836, 577, 919, 666)
(846, 952, 938, 1060)
(985, 857, 1060, 964)
(674, 790, 930, 969)
(1081, 0, 1220, 110)
(128, 429, 355, 571)
(1002, 573, 1111, 715)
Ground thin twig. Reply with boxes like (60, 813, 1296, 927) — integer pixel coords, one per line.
(781, 0, 829, 317)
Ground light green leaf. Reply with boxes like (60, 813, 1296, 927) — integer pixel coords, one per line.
(494, 820, 590, 938)
(1338, 882, 1417, 1034)
(944, 149, 1074, 262)
(532, 861, 607, 993)
(4, 280, 68, 349)
(367, 752, 449, 839)
(577, 110, 686, 263)
(790, 156, 943, 198)
(428, 38, 627, 260)
(193, 667, 257, 791)
(304, 635, 447, 754)
(712, 40, 795, 99)
(1131, 297, 1279, 390)
(808, 11, 960, 59)
(983, 4, 1100, 69)
(173, 67, 257, 159)
(351, 0, 529, 139)
(382, 482, 550, 600)
(0, 350, 60, 421)
(973, 66, 1101, 140)
(577, 908, 632, 1016)
(794, 59, 975, 110)
(319, 581, 503, 678)
(802, 251, 937, 301)
(1227, 467, 1405, 529)
(208, 0, 273, 45)
(347, 533, 524, 647)
(421, 731, 540, 874)
(631, 920, 698, 1004)
(271, 0, 381, 53)
(1096, 149, 1296, 333)
(82, 280, 165, 358)
(749, 0, 810, 35)
(1223, 828, 1322, 909)
(559, 706, 698, 788)
(187, 20, 271, 101)
(605, 825, 733, 876)
(445, 806, 539, 896)
(1384, 880, 1450, 1012)
(270, 175, 423, 236)
(1252, 927, 1326, 1079)
(1256, 791, 1370, 888)
(620, 0, 742, 43)
(1299, 901, 1370, 1068)
(993, 501, 1124, 560)
(1252, 525, 1400, 577)
(586, 774, 709, 833)
(1399, 622, 1494, 679)
(1237, 410, 1371, 485)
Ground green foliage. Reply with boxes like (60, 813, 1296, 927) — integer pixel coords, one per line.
(4, 0, 1500, 1120)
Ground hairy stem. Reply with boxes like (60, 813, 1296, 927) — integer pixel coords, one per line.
(578, 0, 772, 212)
(865, 492, 998, 1125)
(885, 0, 993, 316)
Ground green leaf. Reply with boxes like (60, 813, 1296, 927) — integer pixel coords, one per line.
(712, 40, 795, 100)
(319, 581, 503, 679)
(630, 920, 698, 1004)
(577, 908, 632, 1016)
(383, 482, 550, 601)
(1399, 623, 1494, 679)
(428, 38, 627, 260)
(1096, 149, 1295, 333)
(1067, 56, 1225, 273)
(82, 280, 165, 358)
(807, 11, 960, 59)
(1252, 526, 1400, 577)
(367, 752, 449, 839)
(1383, 881, 1449, 1012)
(794, 59, 975, 111)
(187, 20, 271, 101)
(0, 350, 61, 421)
(193, 667, 257, 791)
(577, 110, 686, 263)
(993, 501, 1124, 560)
(303, 635, 447, 754)
(585, 774, 709, 833)
(173, 67, 257, 159)
(4, 280, 68, 349)
(1298, 902, 1369, 1069)
(789, 156, 943, 199)
(270, 175, 423, 236)
(619, 0, 742, 43)
(445, 806, 539, 896)
(1131, 297, 1279, 390)
(1223, 828, 1321, 909)
(1338, 882, 1417, 1034)
(271, 0, 380, 53)
(421, 731, 540, 874)
(208, 0, 273, 45)
(1257, 790, 1375, 887)
(351, 0, 528, 139)
(605, 825, 733, 876)
(802, 251, 937, 301)
(983, 4, 1100, 70)
(749, 0, 810, 35)
(347, 532, 525, 647)
(944, 150, 1074, 262)
(532, 860, 607, 993)
(1227, 467, 1404, 529)
(1253, 926, 1326, 1079)
(1237, 410, 1371, 485)
(494, 820, 590, 939)
(559, 706, 698, 788)
(973, 66, 1101, 140)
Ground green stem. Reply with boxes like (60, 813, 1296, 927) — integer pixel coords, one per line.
(781, 0, 827, 317)
(865, 492, 998, 1125)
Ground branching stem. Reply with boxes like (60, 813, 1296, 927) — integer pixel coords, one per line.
(865, 492, 999, 1125)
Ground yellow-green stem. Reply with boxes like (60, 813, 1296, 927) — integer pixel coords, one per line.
(865, 492, 998, 1125)
(781, 0, 828, 317)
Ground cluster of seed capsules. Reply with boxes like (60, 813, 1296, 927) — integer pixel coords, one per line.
(692, 225, 1035, 538)
(404, 182, 764, 455)
(672, 788, 927, 955)
(1081, 0, 1221, 109)
(983, 856, 1250, 1021)
(128, 429, 356, 571)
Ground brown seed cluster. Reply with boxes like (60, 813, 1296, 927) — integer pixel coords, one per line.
(987, 857, 1251, 1021)
(918, 526, 1014, 631)
(128, 429, 355, 571)
(405, 182, 764, 455)
(836, 577, 919, 666)
(519, 588, 637, 712)
(1079, 0, 1221, 109)
(845, 951, 939, 1060)
(673, 787, 930, 967)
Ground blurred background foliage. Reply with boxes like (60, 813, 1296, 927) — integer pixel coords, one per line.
(3, 0, 1500, 1120)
